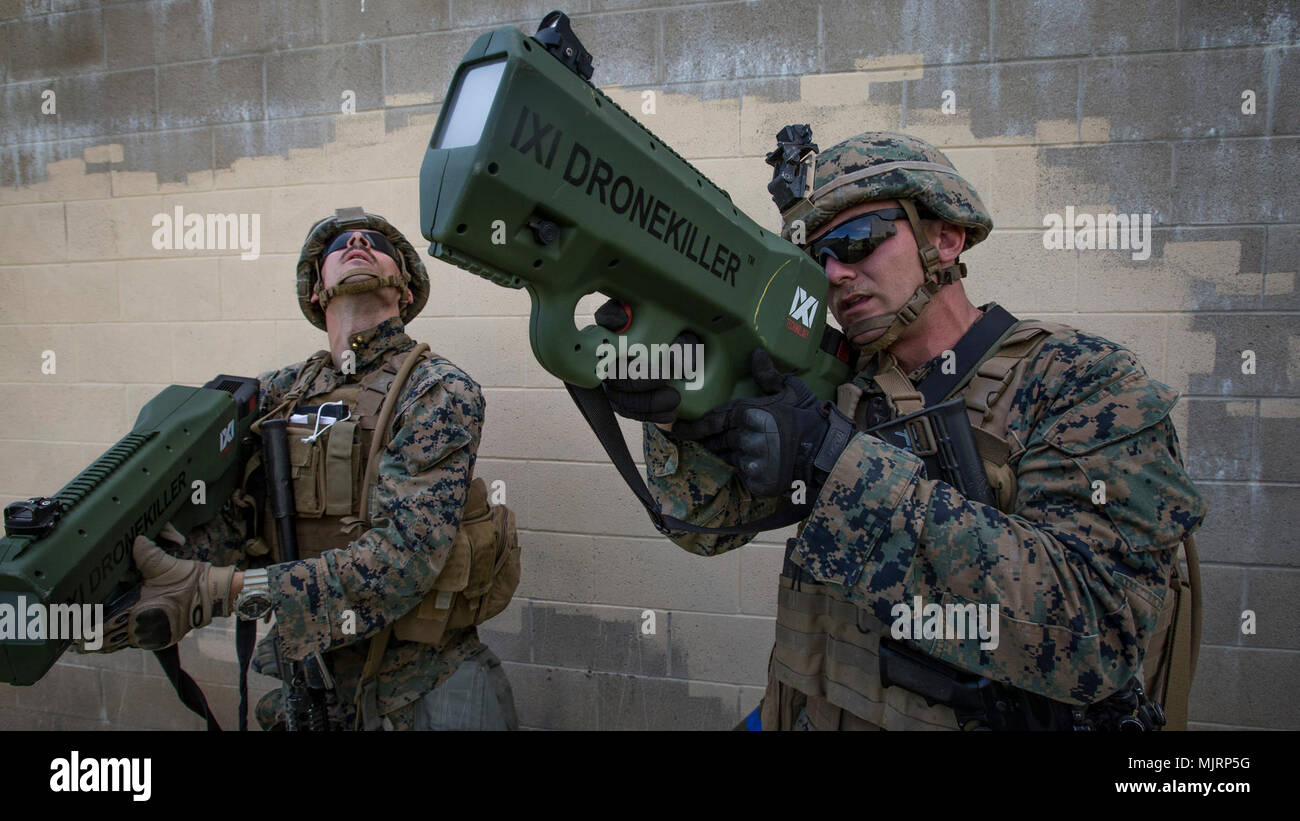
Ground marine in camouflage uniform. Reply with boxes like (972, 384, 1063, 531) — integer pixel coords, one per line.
(98, 208, 517, 731)
(609, 132, 1206, 730)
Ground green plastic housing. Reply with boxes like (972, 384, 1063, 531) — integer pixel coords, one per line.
(419, 26, 849, 418)
(0, 384, 254, 685)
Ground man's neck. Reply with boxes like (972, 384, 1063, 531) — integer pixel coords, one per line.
(888, 294, 984, 373)
(325, 305, 401, 369)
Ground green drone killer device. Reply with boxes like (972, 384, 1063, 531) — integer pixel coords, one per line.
(419, 12, 851, 423)
(0, 375, 260, 685)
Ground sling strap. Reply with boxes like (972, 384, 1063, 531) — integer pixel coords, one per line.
(566, 382, 812, 536)
(235, 617, 257, 731)
(153, 646, 221, 731)
(914, 304, 1019, 406)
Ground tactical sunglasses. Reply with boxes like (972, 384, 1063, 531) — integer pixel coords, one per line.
(805, 208, 907, 268)
(322, 229, 399, 263)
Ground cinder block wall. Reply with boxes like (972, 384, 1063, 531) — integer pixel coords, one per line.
(1, 0, 1295, 730)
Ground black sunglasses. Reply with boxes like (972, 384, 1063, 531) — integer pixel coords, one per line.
(805, 208, 907, 268)
(322, 230, 399, 263)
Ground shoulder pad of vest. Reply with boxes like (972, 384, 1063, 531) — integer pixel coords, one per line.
(1000, 319, 1072, 350)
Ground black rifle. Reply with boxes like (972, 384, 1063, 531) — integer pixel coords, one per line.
(866, 398, 995, 506)
(260, 417, 341, 731)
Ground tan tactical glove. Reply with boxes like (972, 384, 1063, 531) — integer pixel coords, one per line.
(96, 524, 237, 652)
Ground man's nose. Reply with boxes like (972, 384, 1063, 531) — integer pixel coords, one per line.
(824, 256, 858, 285)
(346, 231, 372, 250)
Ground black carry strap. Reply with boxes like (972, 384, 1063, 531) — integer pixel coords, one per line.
(235, 617, 257, 731)
(912, 304, 1019, 407)
(153, 646, 221, 731)
(566, 382, 812, 536)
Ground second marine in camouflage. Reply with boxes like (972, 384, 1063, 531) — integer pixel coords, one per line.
(99, 208, 520, 731)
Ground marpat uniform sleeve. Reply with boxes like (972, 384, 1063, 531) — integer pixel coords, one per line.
(643, 422, 787, 556)
(788, 346, 1207, 705)
(267, 364, 483, 661)
(176, 503, 247, 566)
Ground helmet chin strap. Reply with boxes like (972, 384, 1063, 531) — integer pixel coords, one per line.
(845, 198, 967, 359)
(314, 257, 411, 311)
(317, 273, 410, 309)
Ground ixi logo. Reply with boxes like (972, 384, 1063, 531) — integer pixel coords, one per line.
(218, 419, 235, 454)
(786, 286, 818, 338)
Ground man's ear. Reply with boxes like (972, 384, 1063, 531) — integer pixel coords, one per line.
(934, 221, 966, 264)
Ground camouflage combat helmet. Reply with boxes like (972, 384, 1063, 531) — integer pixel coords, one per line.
(773, 130, 993, 356)
(296, 206, 430, 330)
(782, 131, 992, 248)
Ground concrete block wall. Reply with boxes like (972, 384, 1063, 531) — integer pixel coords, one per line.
(1, 0, 1295, 730)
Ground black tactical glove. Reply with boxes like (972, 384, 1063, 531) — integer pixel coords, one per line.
(673, 349, 854, 498)
(593, 298, 697, 424)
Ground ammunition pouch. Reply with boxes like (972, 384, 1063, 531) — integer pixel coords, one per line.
(274, 410, 369, 561)
(285, 417, 363, 519)
(394, 477, 521, 649)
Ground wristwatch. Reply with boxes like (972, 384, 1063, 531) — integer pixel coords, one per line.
(234, 568, 273, 621)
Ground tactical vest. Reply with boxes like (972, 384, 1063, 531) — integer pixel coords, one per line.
(761, 320, 1193, 730)
(251, 347, 520, 651)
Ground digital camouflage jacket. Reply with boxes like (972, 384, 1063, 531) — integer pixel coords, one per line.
(643, 320, 1206, 729)
(183, 317, 486, 730)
